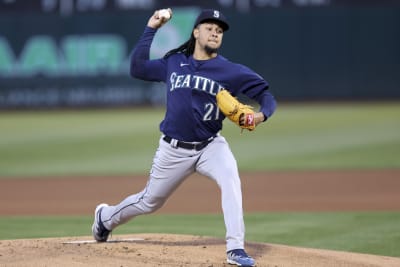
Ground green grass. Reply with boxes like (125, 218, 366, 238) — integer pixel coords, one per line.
(227, 102, 400, 171)
(1, 212, 399, 257)
(0, 109, 163, 177)
(1, 102, 399, 257)
(0, 102, 399, 177)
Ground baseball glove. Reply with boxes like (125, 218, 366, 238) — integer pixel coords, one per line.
(216, 89, 255, 131)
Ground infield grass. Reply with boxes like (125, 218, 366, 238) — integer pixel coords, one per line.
(1, 212, 399, 257)
(0, 102, 399, 177)
(1, 102, 399, 258)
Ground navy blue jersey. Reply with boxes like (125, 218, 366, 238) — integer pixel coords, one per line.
(131, 27, 277, 142)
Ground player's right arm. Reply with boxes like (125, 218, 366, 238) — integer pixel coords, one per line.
(130, 9, 172, 81)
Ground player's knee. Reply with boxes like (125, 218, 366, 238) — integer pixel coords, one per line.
(217, 168, 239, 182)
(141, 196, 166, 213)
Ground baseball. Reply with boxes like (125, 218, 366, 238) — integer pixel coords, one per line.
(158, 9, 171, 20)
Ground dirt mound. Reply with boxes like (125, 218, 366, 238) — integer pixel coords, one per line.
(1, 234, 399, 267)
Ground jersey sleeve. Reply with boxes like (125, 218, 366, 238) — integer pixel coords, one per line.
(234, 65, 277, 120)
(130, 26, 167, 82)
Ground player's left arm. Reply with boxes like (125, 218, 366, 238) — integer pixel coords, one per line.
(252, 89, 277, 124)
(235, 66, 277, 126)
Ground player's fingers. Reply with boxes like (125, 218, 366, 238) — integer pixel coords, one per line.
(154, 9, 161, 19)
(239, 113, 245, 126)
(147, 11, 160, 28)
(149, 9, 171, 28)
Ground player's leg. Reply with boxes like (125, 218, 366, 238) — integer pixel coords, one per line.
(98, 136, 197, 232)
(196, 135, 255, 266)
(196, 135, 245, 251)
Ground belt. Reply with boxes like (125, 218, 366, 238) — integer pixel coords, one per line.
(163, 135, 216, 151)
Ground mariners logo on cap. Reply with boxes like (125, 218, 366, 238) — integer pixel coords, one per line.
(213, 10, 220, 18)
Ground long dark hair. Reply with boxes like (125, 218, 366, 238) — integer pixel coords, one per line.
(164, 34, 196, 59)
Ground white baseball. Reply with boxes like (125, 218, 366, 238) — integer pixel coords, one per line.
(158, 9, 171, 20)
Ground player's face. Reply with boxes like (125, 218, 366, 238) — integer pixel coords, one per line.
(194, 22, 224, 54)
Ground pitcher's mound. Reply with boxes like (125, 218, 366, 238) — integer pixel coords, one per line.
(1, 233, 399, 267)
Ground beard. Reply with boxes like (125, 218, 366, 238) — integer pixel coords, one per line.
(204, 45, 218, 55)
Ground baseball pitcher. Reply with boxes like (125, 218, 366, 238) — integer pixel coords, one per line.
(92, 8, 277, 267)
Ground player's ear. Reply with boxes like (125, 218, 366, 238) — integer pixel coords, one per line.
(193, 27, 199, 39)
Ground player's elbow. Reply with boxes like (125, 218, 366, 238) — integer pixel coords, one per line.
(129, 65, 139, 78)
(130, 59, 145, 79)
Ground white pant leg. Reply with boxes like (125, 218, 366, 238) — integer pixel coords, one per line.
(101, 136, 197, 230)
(196, 135, 245, 252)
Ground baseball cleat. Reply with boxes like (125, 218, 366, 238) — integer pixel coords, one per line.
(227, 249, 256, 267)
(92, 203, 111, 242)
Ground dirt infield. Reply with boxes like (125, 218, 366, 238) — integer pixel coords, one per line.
(1, 169, 400, 266)
(1, 170, 400, 215)
(1, 234, 400, 267)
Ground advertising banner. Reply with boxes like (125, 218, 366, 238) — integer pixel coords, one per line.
(0, 7, 199, 108)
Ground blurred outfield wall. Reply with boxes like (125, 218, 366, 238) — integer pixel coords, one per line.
(0, 0, 399, 109)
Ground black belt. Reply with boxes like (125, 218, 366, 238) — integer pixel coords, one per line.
(163, 135, 216, 151)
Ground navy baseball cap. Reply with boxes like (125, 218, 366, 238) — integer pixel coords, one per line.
(194, 9, 229, 31)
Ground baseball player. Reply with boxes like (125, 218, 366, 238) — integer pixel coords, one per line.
(92, 8, 277, 267)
